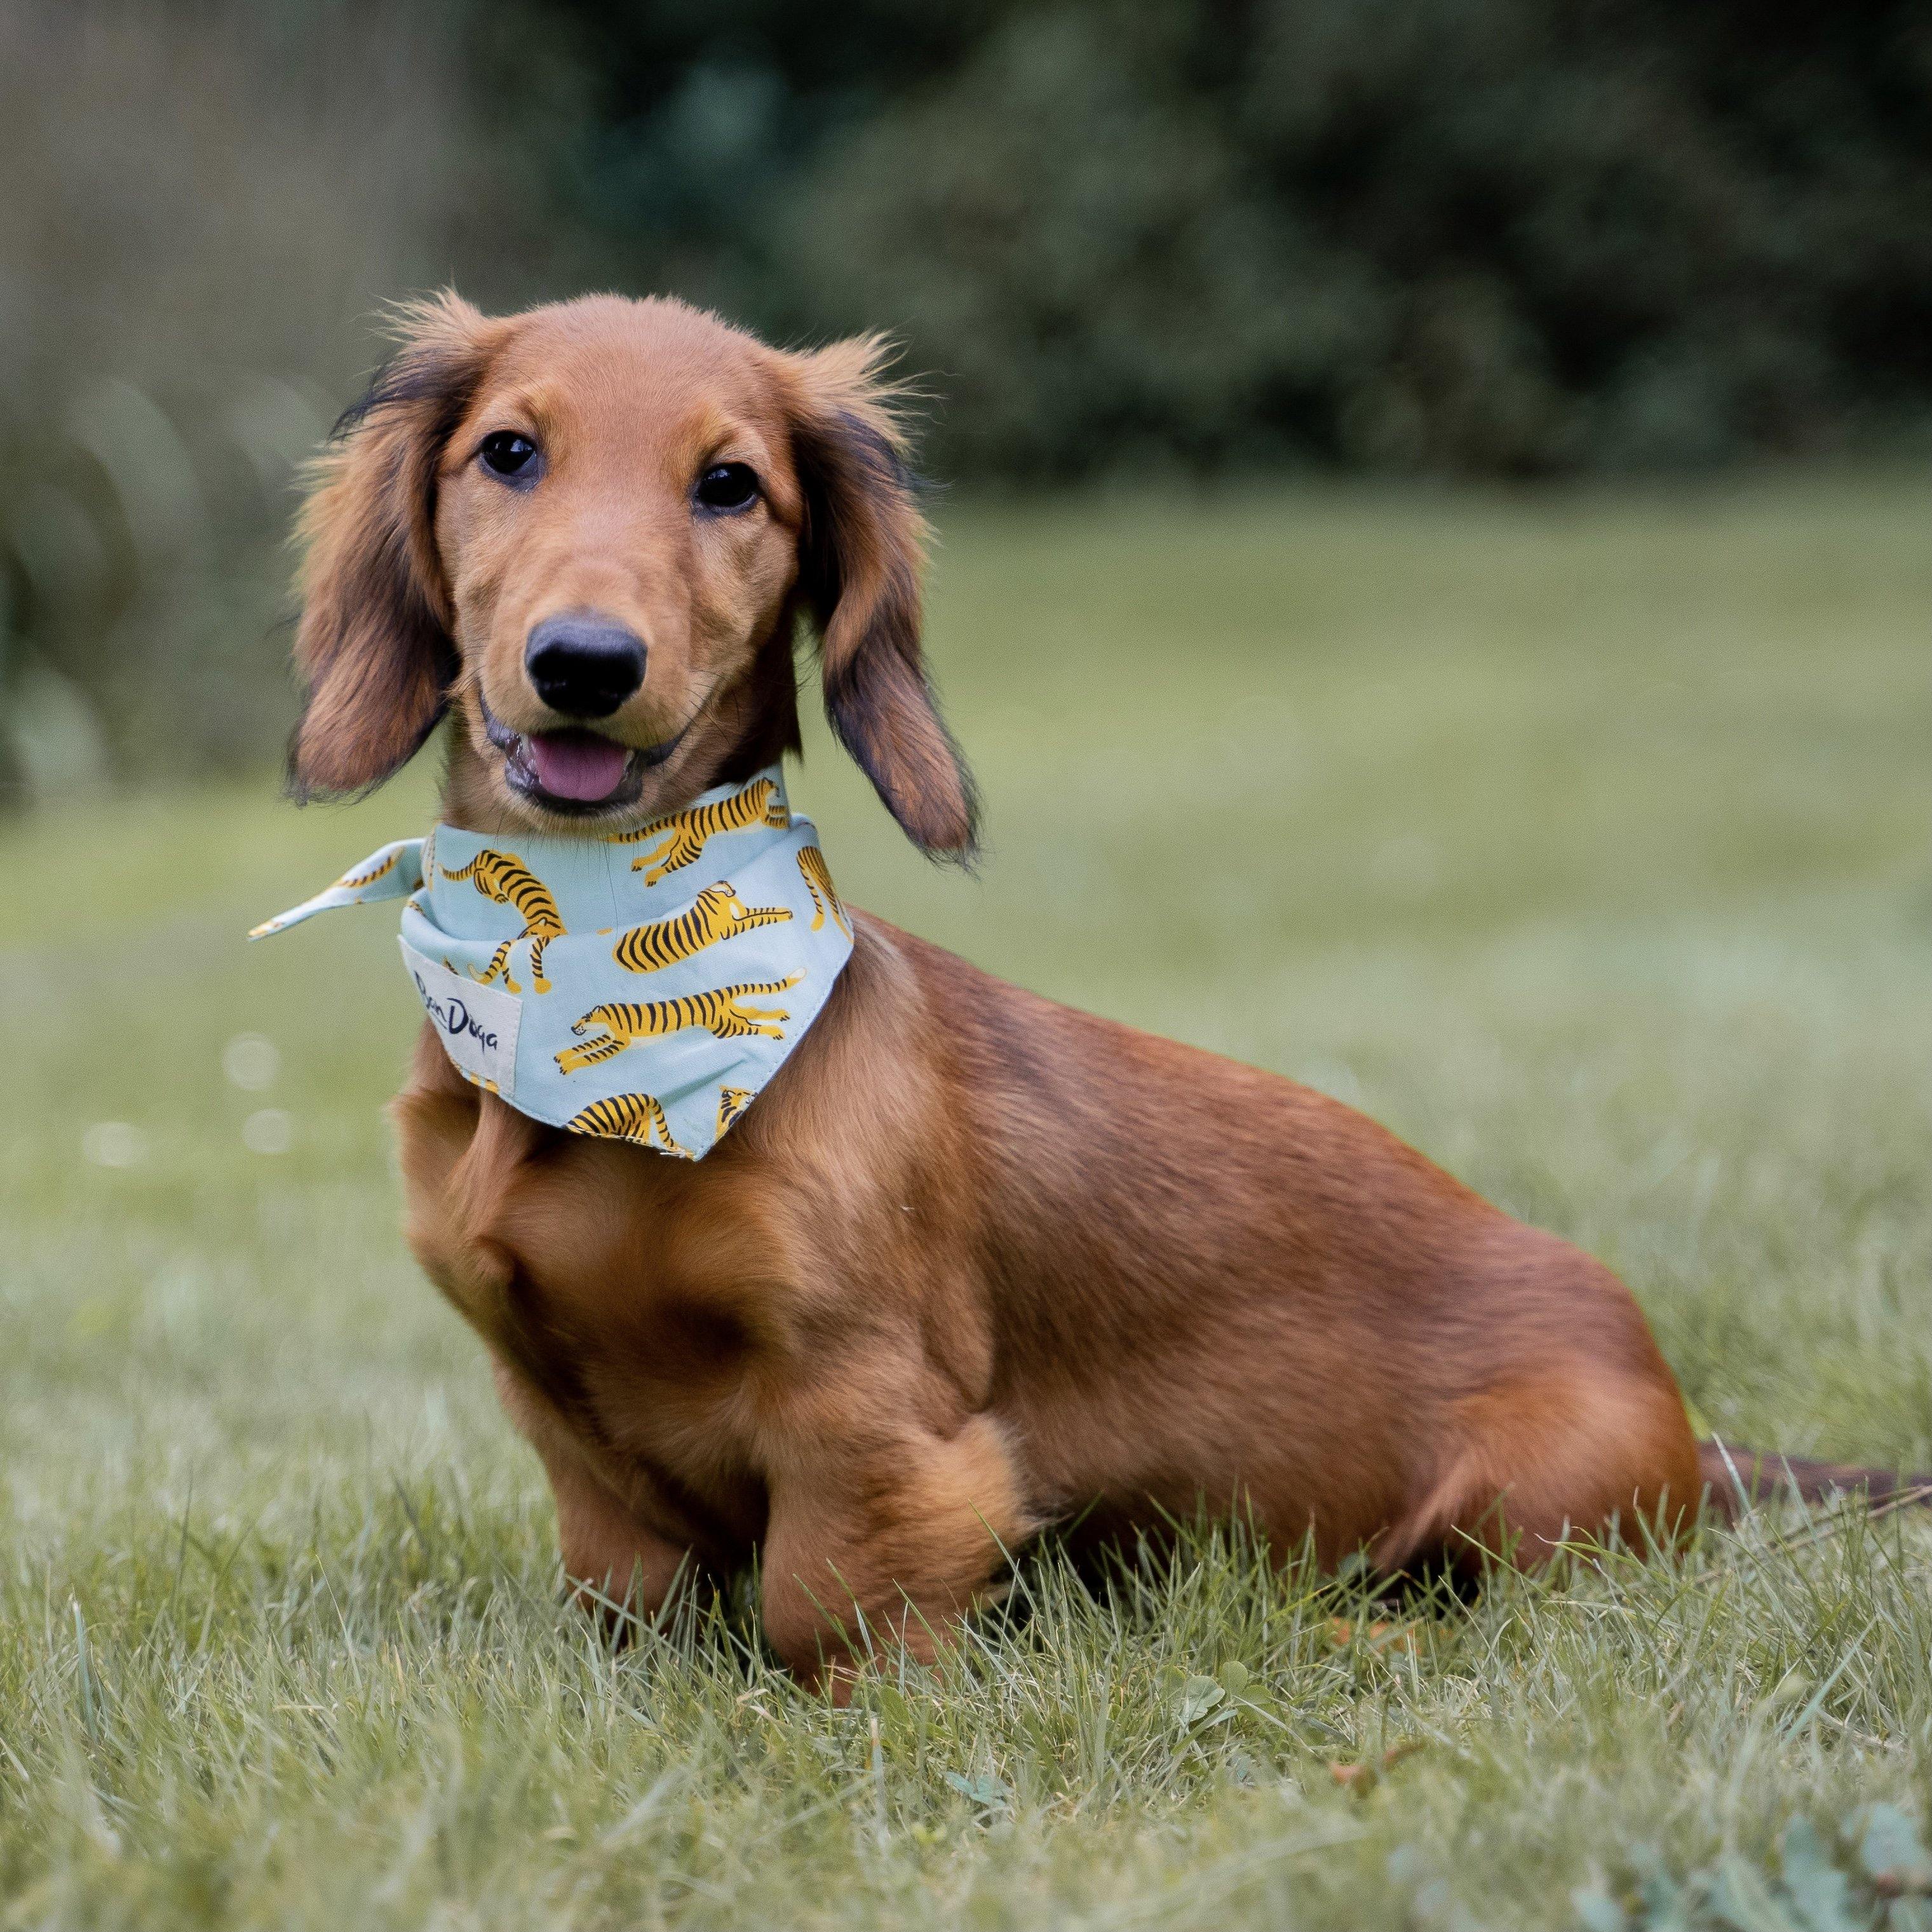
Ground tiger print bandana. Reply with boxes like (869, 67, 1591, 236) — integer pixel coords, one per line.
(249, 767, 853, 1159)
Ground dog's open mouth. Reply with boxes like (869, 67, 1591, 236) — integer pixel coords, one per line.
(480, 701, 684, 814)
(517, 729, 632, 803)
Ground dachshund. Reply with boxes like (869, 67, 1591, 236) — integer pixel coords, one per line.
(285, 292, 1922, 1692)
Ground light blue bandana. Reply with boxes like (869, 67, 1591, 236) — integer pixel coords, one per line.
(250, 767, 853, 1158)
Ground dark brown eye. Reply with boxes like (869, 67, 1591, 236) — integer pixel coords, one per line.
(695, 462, 759, 512)
(479, 431, 537, 480)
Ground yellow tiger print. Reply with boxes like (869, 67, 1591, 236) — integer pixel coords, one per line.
(565, 1093, 689, 1158)
(716, 1086, 754, 1135)
(612, 881, 792, 973)
(440, 850, 567, 994)
(336, 849, 400, 891)
(607, 778, 790, 885)
(795, 845, 849, 936)
(555, 975, 802, 1073)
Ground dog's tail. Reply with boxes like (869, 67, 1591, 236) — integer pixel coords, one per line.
(1698, 1440, 1932, 1523)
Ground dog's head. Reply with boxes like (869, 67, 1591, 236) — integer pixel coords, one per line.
(288, 292, 975, 856)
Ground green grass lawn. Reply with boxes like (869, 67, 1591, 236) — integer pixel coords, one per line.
(2, 470, 1929, 1929)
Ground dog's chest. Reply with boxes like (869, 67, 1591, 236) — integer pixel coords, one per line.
(405, 1106, 777, 1536)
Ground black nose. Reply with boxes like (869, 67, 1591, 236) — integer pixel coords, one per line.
(525, 616, 647, 719)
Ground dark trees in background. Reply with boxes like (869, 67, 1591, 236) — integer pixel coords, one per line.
(2, 0, 1927, 791)
(534, 0, 1932, 478)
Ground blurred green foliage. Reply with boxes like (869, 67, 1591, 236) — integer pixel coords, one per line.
(548, 0, 1932, 478)
(2, 0, 1928, 797)
(0, 1, 565, 797)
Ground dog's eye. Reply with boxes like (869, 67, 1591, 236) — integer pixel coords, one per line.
(694, 463, 759, 513)
(479, 431, 537, 480)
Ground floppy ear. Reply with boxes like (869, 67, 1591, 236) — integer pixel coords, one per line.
(783, 338, 978, 860)
(288, 293, 496, 799)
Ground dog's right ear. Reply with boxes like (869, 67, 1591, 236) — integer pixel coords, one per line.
(778, 336, 978, 863)
(288, 293, 497, 799)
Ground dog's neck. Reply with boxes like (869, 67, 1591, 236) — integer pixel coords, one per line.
(436, 620, 804, 837)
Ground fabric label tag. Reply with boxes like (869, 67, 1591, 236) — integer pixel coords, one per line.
(400, 941, 520, 1098)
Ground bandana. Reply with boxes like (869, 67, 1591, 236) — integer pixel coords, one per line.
(250, 767, 853, 1159)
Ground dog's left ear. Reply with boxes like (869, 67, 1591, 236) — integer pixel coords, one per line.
(780, 339, 978, 861)
(288, 293, 498, 799)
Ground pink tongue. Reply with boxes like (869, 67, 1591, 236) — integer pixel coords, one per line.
(525, 732, 629, 802)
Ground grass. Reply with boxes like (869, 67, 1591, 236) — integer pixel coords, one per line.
(2, 468, 1929, 1929)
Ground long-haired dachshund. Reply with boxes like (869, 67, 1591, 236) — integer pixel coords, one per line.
(286, 293, 1917, 1692)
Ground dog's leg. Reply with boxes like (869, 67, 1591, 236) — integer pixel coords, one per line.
(1372, 1367, 1702, 1576)
(757, 1414, 1036, 1700)
(492, 1361, 699, 1630)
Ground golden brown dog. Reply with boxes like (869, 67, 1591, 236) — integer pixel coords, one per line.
(286, 292, 1915, 1692)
